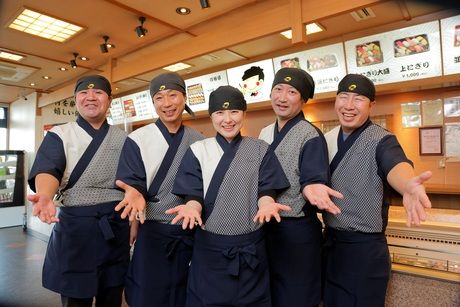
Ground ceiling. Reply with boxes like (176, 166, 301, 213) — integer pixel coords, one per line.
(0, 0, 458, 104)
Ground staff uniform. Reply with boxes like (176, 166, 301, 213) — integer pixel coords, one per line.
(28, 116, 130, 300)
(323, 120, 411, 307)
(259, 111, 328, 307)
(173, 133, 290, 307)
(116, 119, 203, 307)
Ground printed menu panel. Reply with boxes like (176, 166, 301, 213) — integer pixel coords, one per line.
(273, 43, 347, 93)
(345, 21, 441, 84)
(108, 97, 124, 124)
(441, 15, 460, 75)
(108, 89, 156, 125)
(184, 70, 228, 113)
(226, 59, 275, 104)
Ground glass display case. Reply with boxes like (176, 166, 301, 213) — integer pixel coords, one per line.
(0, 150, 25, 208)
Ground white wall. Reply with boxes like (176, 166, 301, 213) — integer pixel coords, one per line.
(1, 93, 36, 229)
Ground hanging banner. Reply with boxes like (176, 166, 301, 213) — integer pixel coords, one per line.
(273, 43, 347, 93)
(185, 70, 228, 113)
(440, 15, 460, 75)
(345, 20, 441, 84)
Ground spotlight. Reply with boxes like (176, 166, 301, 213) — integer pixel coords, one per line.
(176, 7, 191, 15)
(70, 52, 78, 69)
(100, 35, 114, 53)
(200, 0, 210, 9)
(135, 16, 147, 38)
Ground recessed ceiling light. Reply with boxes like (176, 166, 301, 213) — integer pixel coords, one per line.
(0, 50, 25, 61)
(176, 7, 191, 15)
(163, 62, 192, 72)
(59, 67, 67, 71)
(280, 22, 325, 39)
(8, 8, 84, 42)
(79, 56, 89, 61)
(30, 82, 35, 86)
(42, 75, 51, 80)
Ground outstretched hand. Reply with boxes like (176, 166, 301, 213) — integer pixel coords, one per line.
(302, 183, 343, 215)
(403, 171, 432, 227)
(27, 194, 59, 224)
(114, 180, 147, 223)
(253, 195, 291, 224)
(165, 200, 203, 230)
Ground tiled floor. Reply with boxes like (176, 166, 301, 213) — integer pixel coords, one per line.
(1, 226, 458, 307)
(0, 226, 130, 307)
(0, 226, 60, 307)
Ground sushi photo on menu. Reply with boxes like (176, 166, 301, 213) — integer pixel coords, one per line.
(355, 41, 383, 66)
(394, 34, 430, 57)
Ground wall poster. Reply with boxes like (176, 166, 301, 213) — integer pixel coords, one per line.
(401, 102, 421, 128)
(421, 99, 443, 126)
(226, 59, 275, 104)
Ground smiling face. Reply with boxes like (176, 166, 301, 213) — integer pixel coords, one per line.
(335, 92, 374, 134)
(270, 83, 304, 129)
(242, 75, 264, 92)
(153, 89, 186, 132)
(211, 109, 245, 142)
(75, 88, 111, 128)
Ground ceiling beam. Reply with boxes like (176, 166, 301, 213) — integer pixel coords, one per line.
(290, 0, 307, 45)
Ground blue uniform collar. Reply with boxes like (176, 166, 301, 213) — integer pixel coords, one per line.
(216, 132, 242, 151)
(76, 116, 109, 138)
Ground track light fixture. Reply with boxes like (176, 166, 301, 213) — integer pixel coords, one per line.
(200, 0, 210, 9)
(70, 52, 78, 69)
(135, 16, 148, 38)
(100, 35, 114, 53)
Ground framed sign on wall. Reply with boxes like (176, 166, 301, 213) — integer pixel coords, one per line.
(419, 126, 443, 156)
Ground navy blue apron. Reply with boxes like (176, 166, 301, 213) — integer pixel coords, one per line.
(186, 228, 270, 307)
(265, 209, 323, 307)
(125, 221, 194, 307)
(43, 201, 130, 298)
(322, 228, 391, 307)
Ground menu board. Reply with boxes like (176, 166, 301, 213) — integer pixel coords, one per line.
(108, 89, 156, 125)
(441, 15, 460, 75)
(184, 70, 228, 113)
(226, 59, 275, 104)
(345, 21, 441, 84)
(273, 43, 347, 93)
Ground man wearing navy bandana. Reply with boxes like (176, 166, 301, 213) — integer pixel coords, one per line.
(322, 73, 432, 307)
(114, 72, 203, 307)
(28, 75, 130, 307)
(259, 67, 342, 307)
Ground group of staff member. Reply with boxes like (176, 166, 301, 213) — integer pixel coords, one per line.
(27, 68, 432, 307)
